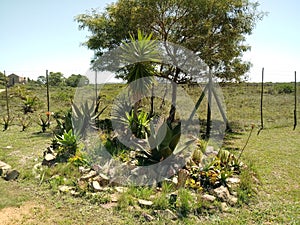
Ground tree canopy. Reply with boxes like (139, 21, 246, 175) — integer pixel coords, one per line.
(65, 74, 89, 87)
(76, 0, 264, 82)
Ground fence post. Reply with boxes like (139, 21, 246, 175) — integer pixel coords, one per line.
(294, 71, 297, 130)
(258, 67, 264, 135)
(46, 70, 50, 121)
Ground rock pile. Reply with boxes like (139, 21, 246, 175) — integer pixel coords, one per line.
(0, 160, 19, 181)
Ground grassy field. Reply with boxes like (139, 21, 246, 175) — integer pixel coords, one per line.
(0, 82, 299, 224)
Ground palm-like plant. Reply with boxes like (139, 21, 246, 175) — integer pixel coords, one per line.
(120, 30, 160, 134)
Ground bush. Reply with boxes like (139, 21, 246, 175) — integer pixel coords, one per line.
(276, 83, 294, 94)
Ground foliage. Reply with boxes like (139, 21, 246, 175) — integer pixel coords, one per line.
(76, 0, 265, 81)
(38, 114, 50, 132)
(125, 110, 150, 138)
(22, 95, 38, 114)
(2, 115, 13, 131)
(135, 121, 182, 165)
(186, 149, 241, 190)
(18, 115, 31, 131)
(55, 129, 78, 161)
(276, 83, 294, 94)
(54, 109, 73, 137)
(48, 72, 65, 86)
(72, 100, 107, 138)
(65, 74, 89, 87)
(36, 75, 46, 85)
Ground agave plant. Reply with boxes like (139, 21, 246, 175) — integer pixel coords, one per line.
(72, 100, 107, 138)
(2, 115, 13, 131)
(135, 120, 186, 165)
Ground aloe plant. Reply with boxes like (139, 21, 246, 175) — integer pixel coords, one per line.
(126, 110, 150, 139)
(56, 129, 78, 162)
(22, 95, 38, 114)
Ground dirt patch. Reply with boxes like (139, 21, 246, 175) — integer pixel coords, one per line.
(0, 201, 44, 225)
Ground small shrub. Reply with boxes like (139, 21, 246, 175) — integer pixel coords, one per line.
(176, 188, 194, 217)
(276, 83, 294, 94)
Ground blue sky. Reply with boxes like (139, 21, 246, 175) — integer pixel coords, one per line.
(0, 0, 299, 82)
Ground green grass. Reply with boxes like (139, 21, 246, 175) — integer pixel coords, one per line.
(0, 83, 299, 224)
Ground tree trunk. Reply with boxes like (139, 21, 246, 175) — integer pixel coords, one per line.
(167, 68, 180, 124)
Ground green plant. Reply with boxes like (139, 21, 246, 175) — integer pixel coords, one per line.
(126, 110, 150, 138)
(68, 150, 89, 167)
(54, 109, 73, 137)
(18, 115, 31, 131)
(22, 95, 38, 114)
(176, 188, 193, 217)
(55, 129, 78, 162)
(276, 83, 294, 94)
(38, 114, 50, 132)
(72, 100, 107, 138)
(2, 115, 13, 131)
(135, 121, 183, 165)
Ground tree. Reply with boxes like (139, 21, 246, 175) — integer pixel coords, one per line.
(65, 74, 89, 87)
(37, 75, 46, 85)
(0, 71, 6, 88)
(48, 72, 65, 86)
(76, 0, 264, 82)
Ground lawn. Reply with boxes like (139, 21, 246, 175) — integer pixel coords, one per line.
(0, 82, 299, 224)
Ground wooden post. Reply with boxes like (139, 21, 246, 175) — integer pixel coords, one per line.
(294, 71, 297, 130)
(258, 67, 264, 135)
(95, 70, 98, 101)
(4, 71, 9, 120)
(46, 70, 50, 121)
(206, 70, 212, 139)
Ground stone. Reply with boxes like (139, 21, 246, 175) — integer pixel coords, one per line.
(78, 166, 91, 174)
(227, 177, 240, 184)
(4, 170, 20, 181)
(213, 185, 231, 202)
(202, 194, 216, 202)
(44, 153, 56, 161)
(155, 209, 177, 220)
(142, 212, 155, 222)
(99, 173, 110, 186)
(59, 185, 73, 193)
(114, 186, 128, 193)
(220, 202, 229, 212)
(138, 199, 153, 207)
(0, 161, 12, 176)
(80, 170, 97, 180)
(92, 181, 102, 192)
(228, 196, 238, 206)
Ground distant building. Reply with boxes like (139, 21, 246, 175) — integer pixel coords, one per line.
(8, 74, 26, 86)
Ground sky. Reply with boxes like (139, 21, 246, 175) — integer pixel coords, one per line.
(0, 0, 299, 83)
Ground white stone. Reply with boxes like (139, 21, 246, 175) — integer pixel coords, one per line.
(92, 180, 102, 191)
(202, 194, 216, 202)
